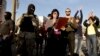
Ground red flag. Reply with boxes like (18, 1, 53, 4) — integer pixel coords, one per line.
(55, 17, 68, 29)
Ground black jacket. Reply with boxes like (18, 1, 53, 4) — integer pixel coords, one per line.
(83, 16, 99, 37)
(74, 10, 83, 36)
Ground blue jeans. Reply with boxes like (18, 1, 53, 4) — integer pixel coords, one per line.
(75, 34, 82, 54)
(87, 34, 97, 56)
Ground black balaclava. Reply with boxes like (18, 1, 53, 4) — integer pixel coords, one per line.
(27, 4, 35, 15)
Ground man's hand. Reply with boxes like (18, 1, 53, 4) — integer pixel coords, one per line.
(39, 33, 42, 36)
(32, 21, 37, 26)
(77, 6, 83, 11)
(60, 26, 66, 31)
(88, 11, 95, 18)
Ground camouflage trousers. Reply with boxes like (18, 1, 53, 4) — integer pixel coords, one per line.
(17, 31, 36, 56)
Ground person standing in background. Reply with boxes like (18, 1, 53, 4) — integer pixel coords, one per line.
(0, 12, 15, 56)
(44, 14, 51, 45)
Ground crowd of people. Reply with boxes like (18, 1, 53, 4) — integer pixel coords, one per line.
(0, 3, 100, 56)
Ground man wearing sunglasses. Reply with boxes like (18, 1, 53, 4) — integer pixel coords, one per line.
(61, 8, 78, 56)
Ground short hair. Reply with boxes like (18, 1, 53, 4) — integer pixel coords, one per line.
(66, 8, 71, 12)
(5, 12, 12, 17)
(48, 14, 51, 17)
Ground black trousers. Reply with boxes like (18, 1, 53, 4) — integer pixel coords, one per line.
(0, 36, 13, 56)
(62, 31, 75, 56)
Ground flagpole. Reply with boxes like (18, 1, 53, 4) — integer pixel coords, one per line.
(12, 0, 16, 21)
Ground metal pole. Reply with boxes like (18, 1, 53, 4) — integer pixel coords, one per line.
(12, 0, 16, 21)
(0, 0, 2, 23)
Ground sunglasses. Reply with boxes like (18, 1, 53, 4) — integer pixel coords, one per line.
(65, 11, 71, 12)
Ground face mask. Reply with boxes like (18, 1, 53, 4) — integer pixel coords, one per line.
(28, 5, 35, 14)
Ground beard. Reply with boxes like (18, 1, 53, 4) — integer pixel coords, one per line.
(66, 14, 70, 16)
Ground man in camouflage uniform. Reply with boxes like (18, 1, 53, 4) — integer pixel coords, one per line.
(16, 4, 39, 56)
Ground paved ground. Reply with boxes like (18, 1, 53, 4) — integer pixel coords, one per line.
(1, 37, 100, 56)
